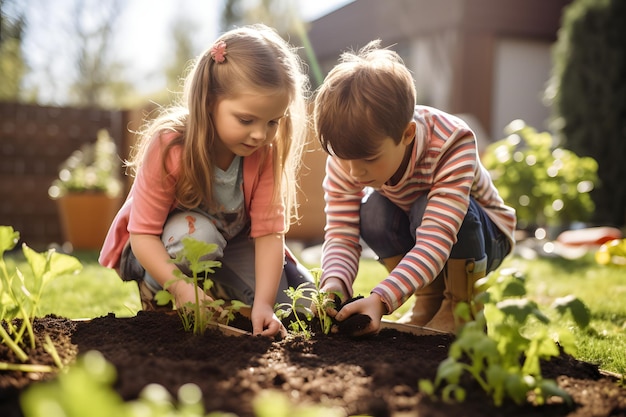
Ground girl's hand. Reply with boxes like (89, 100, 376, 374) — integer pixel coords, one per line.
(333, 293, 387, 336)
(169, 281, 217, 309)
(251, 302, 287, 338)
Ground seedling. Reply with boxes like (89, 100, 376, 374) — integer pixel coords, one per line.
(420, 267, 590, 407)
(275, 268, 337, 337)
(154, 236, 247, 335)
(0, 225, 82, 371)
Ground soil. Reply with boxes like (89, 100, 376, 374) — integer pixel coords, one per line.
(2, 311, 626, 417)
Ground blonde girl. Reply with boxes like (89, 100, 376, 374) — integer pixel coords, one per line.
(100, 24, 312, 337)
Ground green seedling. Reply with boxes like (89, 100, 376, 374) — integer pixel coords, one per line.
(1, 225, 82, 370)
(275, 267, 337, 337)
(154, 236, 247, 335)
(420, 268, 590, 408)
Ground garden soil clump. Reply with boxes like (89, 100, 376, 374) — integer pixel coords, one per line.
(2, 311, 626, 417)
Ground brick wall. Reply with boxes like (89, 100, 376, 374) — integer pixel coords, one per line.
(0, 102, 132, 250)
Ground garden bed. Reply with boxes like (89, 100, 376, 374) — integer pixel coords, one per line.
(1, 311, 625, 417)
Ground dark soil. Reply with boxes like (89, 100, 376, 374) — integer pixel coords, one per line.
(2, 311, 626, 417)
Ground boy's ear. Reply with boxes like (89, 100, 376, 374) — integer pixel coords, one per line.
(401, 121, 416, 145)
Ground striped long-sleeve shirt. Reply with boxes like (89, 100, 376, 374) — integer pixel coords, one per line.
(321, 106, 517, 313)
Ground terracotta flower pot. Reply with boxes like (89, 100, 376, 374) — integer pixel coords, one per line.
(56, 192, 121, 250)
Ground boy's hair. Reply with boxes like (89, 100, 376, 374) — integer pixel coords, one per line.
(128, 24, 310, 228)
(314, 40, 416, 159)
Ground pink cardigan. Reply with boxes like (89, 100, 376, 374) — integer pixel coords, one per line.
(99, 131, 285, 270)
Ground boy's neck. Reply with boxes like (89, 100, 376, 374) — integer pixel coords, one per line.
(387, 138, 414, 186)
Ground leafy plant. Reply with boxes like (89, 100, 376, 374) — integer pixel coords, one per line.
(0, 225, 82, 370)
(154, 236, 247, 335)
(419, 267, 591, 407)
(482, 120, 598, 231)
(48, 129, 123, 199)
(275, 268, 336, 337)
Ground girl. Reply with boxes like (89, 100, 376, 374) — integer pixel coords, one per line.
(99, 24, 312, 337)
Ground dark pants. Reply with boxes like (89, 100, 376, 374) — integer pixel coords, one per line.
(359, 191, 511, 273)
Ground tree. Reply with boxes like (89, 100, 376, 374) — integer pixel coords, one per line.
(546, 0, 626, 227)
(0, 0, 27, 101)
(67, 0, 134, 108)
(219, 0, 323, 86)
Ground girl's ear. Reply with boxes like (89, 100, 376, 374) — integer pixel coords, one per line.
(401, 121, 416, 145)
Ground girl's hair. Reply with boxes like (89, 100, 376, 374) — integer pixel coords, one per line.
(127, 24, 310, 229)
(314, 40, 416, 159)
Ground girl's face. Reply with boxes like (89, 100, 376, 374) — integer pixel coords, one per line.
(337, 122, 416, 188)
(212, 89, 290, 169)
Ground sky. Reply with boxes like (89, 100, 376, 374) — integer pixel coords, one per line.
(16, 0, 353, 102)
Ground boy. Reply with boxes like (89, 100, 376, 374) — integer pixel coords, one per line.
(313, 41, 516, 335)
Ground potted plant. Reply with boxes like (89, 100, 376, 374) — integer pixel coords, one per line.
(48, 129, 123, 250)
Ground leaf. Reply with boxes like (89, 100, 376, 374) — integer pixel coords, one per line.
(47, 250, 83, 279)
(551, 295, 590, 328)
(436, 357, 463, 385)
(22, 244, 48, 284)
(497, 298, 534, 322)
(418, 379, 435, 395)
(501, 279, 527, 297)
(154, 290, 174, 306)
(504, 373, 532, 405)
(0, 226, 19, 257)
(538, 379, 573, 407)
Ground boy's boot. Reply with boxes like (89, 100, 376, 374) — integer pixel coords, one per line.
(397, 273, 445, 326)
(381, 255, 444, 326)
(424, 256, 488, 334)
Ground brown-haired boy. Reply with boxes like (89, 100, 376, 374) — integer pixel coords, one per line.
(313, 41, 516, 335)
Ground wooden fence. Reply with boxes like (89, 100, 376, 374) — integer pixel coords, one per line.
(0, 102, 134, 250)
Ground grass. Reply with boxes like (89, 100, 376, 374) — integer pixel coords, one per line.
(5, 248, 625, 375)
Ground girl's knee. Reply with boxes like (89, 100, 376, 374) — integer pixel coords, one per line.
(162, 211, 226, 258)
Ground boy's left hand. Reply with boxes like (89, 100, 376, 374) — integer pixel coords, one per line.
(333, 293, 387, 336)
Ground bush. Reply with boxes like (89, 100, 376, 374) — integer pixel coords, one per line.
(545, 0, 626, 227)
(482, 120, 598, 231)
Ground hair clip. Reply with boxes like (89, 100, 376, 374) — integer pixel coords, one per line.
(210, 40, 227, 63)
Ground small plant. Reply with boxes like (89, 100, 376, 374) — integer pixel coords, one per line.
(419, 268, 590, 407)
(48, 129, 123, 199)
(154, 236, 247, 335)
(275, 268, 336, 337)
(0, 225, 82, 371)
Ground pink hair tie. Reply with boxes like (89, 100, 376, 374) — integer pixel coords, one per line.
(210, 40, 227, 63)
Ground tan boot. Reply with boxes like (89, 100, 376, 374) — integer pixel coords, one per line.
(397, 272, 445, 325)
(424, 256, 488, 334)
(381, 254, 444, 326)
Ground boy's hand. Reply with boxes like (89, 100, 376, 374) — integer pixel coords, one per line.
(251, 302, 287, 338)
(334, 293, 387, 336)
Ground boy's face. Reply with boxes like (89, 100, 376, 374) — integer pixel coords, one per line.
(337, 129, 415, 188)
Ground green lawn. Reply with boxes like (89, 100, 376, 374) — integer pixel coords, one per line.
(6, 248, 625, 375)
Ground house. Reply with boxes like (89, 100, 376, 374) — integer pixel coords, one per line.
(306, 0, 572, 142)
(287, 0, 571, 244)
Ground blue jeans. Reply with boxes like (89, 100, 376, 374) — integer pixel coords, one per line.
(359, 192, 511, 273)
